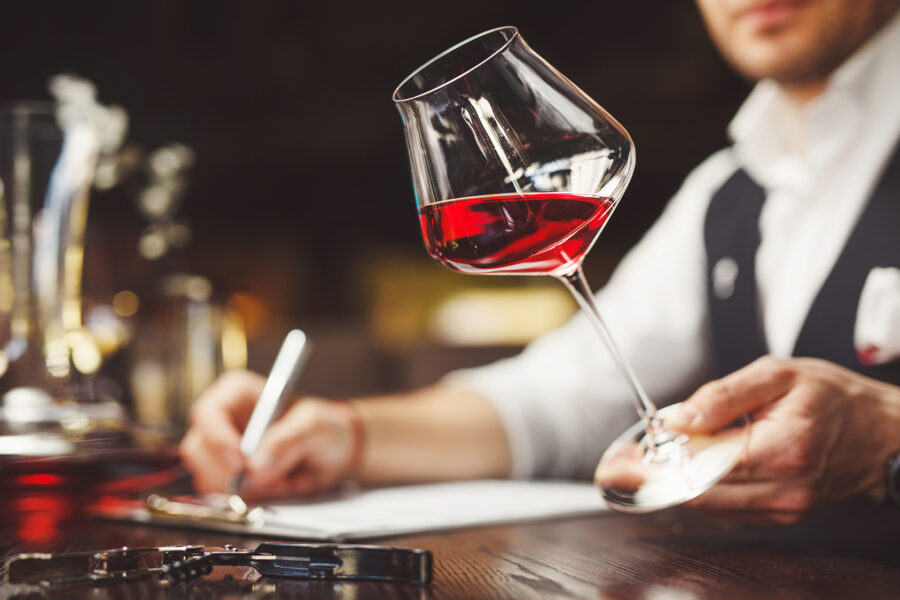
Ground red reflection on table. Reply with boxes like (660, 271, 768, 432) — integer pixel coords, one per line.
(14, 493, 73, 544)
(15, 473, 67, 487)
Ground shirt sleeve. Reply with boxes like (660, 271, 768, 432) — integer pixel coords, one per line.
(441, 150, 739, 480)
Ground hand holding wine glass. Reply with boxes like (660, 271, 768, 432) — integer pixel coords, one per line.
(393, 26, 749, 512)
(667, 356, 900, 523)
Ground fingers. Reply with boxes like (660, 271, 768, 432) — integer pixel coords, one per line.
(179, 370, 267, 492)
(240, 471, 322, 502)
(687, 480, 816, 524)
(179, 428, 240, 493)
(681, 382, 822, 524)
(188, 372, 263, 459)
(192, 370, 266, 429)
(662, 357, 885, 522)
(595, 442, 646, 492)
(244, 404, 322, 487)
(241, 399, 355, 498)
(667, 356, 797, 433)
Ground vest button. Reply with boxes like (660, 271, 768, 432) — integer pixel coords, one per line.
(713, 257, 739, 299)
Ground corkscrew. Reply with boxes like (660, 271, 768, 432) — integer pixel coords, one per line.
(5, 542, 432, 588)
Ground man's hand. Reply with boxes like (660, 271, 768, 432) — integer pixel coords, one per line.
(178, 370, 362, 501)
(665, 356, 900, 524)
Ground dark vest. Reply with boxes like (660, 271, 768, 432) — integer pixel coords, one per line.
(705, 141, 900, 386)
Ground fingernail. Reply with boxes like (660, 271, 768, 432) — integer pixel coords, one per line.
(667, 405, 701, 430)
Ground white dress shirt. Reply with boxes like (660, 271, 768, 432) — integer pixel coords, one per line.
(443, 12, 900, 480)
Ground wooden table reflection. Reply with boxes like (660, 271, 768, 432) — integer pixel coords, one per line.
(2, 486, 900, 600)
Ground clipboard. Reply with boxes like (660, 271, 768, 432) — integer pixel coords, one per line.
(93, 479, 608, 541)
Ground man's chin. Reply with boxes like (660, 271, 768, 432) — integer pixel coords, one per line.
(724, 37, 837, 85)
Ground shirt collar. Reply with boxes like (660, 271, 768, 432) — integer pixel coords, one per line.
(728, 10, 900, 192)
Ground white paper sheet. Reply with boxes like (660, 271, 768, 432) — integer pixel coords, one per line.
(101, 480, 608, 541)
(259, 479, 608, 539)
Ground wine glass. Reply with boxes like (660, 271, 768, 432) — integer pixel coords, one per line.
(392, 26, 749, 512)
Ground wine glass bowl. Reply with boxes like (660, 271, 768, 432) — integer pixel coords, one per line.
(394, 27, 749, 512)
(393, 27, 635, 280)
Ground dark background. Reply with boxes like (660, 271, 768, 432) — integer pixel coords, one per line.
(0, 0, 750, 380)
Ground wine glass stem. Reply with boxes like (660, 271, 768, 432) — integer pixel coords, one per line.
(559, 267, 662, 432)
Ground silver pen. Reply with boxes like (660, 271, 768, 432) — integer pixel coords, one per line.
(225, 329, 312, 512)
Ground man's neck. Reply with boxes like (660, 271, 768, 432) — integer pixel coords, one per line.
(782, 79, 828, 106)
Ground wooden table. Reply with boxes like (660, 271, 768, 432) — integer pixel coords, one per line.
(3, 488, 900, 599)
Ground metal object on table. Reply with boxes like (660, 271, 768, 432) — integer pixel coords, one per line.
(5, 544, 206, 586)
(5, 541, 433, 588)
(145, 493, 266, 525)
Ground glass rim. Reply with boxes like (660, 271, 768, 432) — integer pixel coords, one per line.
(392, 26, 519, 104)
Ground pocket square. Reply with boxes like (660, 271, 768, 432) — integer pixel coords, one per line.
(854, 267, 900, 366)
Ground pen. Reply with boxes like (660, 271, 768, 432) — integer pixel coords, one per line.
(226, 329, 312, 500)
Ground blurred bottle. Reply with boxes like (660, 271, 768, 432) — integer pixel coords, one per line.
(130, 274, 247, 433)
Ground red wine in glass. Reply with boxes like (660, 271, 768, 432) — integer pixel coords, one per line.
(419, 192, 616, 277)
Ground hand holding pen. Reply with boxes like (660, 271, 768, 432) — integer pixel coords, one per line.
(178, 330, 365, 501)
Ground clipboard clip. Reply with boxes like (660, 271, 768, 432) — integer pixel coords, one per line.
(5, 542, 433, 588)
(145, 493, 266, 526)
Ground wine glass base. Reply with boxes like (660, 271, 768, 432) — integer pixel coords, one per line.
(598, 403, 750, 513)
